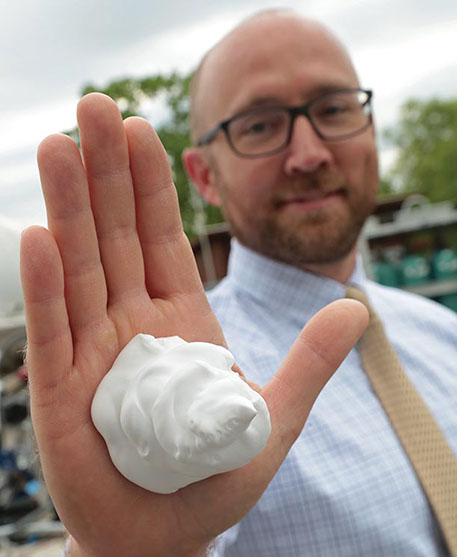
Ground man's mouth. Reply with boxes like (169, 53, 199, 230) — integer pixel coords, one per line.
(276, 188, 345, 211)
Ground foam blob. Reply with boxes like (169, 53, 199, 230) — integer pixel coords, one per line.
(91, 334, 271, 493)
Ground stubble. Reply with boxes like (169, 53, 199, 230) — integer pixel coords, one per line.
(216, 172, 376, 269)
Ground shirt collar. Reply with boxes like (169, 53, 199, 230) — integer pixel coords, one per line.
(227, 239, 368, 322)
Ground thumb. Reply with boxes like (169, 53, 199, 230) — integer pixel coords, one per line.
(262, 299, 368, 457)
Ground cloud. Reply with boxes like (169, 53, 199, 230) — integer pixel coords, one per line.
(1, 0, 262, 110)
(326, 0, 457, 47)
(0, 176, 44, 227)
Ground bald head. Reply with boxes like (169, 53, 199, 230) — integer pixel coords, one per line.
(190, 10, 358, 143)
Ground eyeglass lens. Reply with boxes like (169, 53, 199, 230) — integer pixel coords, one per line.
(228, 90, 370, 156)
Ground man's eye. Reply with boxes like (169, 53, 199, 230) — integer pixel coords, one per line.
(231, 111, 286, 141)
(241, 115, 284, 135)
(321, 104, 348, 116)
(246, 121, 270, 134)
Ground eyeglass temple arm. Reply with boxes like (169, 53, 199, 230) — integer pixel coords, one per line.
(197, 124, 223, 146)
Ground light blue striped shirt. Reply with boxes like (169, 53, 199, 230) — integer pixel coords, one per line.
(208, 240, 457, 557)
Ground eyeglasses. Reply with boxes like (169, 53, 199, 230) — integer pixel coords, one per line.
(197, 88, 373, 158)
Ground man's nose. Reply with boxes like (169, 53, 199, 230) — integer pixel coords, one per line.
(283, 116, 333, 175)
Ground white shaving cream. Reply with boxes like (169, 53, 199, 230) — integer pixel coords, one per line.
(91, 334, 271, 493)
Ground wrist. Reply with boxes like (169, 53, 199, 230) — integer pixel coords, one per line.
(67, 535, 211, 557)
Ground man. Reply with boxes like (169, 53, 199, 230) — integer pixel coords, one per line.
(20, 9, 456, 557)
(182, 12, 457, 556)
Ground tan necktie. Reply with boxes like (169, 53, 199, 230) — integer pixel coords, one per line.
(346, 285, 457, 555)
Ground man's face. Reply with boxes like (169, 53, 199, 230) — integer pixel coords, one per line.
(194, 17, 379, 268)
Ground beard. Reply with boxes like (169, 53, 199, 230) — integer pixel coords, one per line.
(216, 172, 377, 269)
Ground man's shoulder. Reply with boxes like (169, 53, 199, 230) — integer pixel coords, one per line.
(206, 277, 282, 382)
(366, 279, 457, 329)
(206, 277, 232, 309)
(206, 277, 257, 330)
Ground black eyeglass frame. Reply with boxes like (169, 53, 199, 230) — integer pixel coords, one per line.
(197, 88, 373, 159)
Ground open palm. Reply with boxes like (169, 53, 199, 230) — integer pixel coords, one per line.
(21, 94, 367, 556)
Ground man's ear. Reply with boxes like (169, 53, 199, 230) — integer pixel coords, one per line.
(182, 148, 221, 206)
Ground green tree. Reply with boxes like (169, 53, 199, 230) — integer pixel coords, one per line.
(65, 73, 223, 241)
(377, 177, 394, 199)
(385, 98, 457, 202)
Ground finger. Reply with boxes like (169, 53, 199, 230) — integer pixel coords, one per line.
(263, 299, 368, 459)
(77, 93, 146, 302)
(37, 134, 108, 335)
(20, 226, 73, 402)
(124, 117, 203, 298)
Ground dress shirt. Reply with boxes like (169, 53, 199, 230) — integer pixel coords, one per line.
(208, 239, 457, 557)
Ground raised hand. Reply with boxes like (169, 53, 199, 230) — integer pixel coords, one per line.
(21, 93, 367, 556)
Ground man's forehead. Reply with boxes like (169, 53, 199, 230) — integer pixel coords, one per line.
(196, 14, 357, 124)
(208, 14, 340, 64)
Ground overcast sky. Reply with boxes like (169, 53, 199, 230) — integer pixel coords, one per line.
(2, 0, 457, 230)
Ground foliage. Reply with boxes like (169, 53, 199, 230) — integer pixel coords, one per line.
(65, 74, 223, 241)
(384, 98, 457, 202)
(377, 177, 394, 199)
